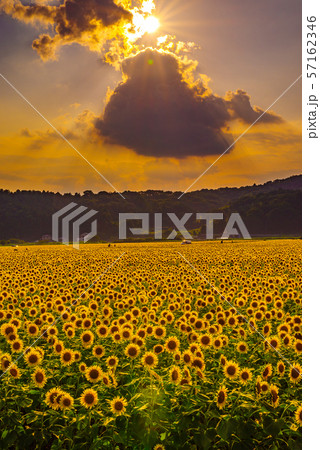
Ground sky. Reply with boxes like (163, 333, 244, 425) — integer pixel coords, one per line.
(0, 0, 302, 194)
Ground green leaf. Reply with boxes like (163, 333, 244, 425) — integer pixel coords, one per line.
(217, 418, 238, 441)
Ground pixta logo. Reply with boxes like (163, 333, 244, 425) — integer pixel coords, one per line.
(119, 213, 251, 240)
(52, 203, 98, 249)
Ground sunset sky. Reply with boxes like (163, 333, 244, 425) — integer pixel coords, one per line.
(0, 0, 301, 194)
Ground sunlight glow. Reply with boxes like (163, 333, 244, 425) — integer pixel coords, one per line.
(143, 16, 160, 34)
(131, 14, 160, 38)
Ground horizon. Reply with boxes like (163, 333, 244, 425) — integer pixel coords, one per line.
(0, 173, 302, 196)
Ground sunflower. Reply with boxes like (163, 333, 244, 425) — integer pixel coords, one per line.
(239, 368, 252, 384)
(189, 344, 200, 354)
(154, 445, 165, 450)
(216, 386, 227, 409)
(169, 365, 182, 384)
(82, 318, 93, 329)
(199, 334, 212, 348)
(24, 349, 42, 367)
(227, 315, 237, 327)
(81, 330, 94, 348)
(141, 351, 158, 369)
(26, 323, 39, 337)
(224, 361, 239, 380)
(92, 345, 105, 358)
(237, 341, 248, 353)
(270, 384, 279, 407)
(10, 338, 24, 353)
(106, 355, 119, 370)
(262, 364, 273, 380)
(79, 362, 87, 373)
(137, 328, 147, 339)
(32, 368, 47, 388)
(153, 326, 166, 340)
(65, 327, 75, 339)
(60, 393, 74, 410)
(289, 364, 302, 383)
(96, 325, 109, 338)
(60, 349, 75, 366)
(268, 336, 281, 351)
(281, 334, 292, 347)
(45, 387, 62, 410)
(121, 328, 132, 341)
(112, 332, 122, 343)
(53, 340, 64, 355)
(192, 357, 205, 372)
(261, 381, 269, 394)
(1, 353, 11, 370)
(295, 405, 302, 427)
(294, 339, 302, 355)
(125, 343, 140, 359)
(277, 361, 286, 377)
(262, 323, 271, 336)
(80, 388, 99, 409)
(85, 365, 103, 383)
(8, 363, 21, 379)
(182, 350, 193, 366)
(220, 354, 227, 366)
(146, 325, 154, 335)
(110, 396, 128, 416)
(165, 336, 180, 353)
(153, 344, 164, 355)
(212, 337, 223, 350)
(1, 323, 17, 337)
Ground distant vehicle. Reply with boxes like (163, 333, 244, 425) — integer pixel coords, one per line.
(181, 240, 192, 245)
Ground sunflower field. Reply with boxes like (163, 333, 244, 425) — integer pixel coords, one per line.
(0, 240, 302, 449)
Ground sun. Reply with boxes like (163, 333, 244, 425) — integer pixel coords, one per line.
(130, 13, 160, 40)
(142, 16, 160, 34)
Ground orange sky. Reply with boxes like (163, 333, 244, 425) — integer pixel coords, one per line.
(0, 0, 301, 194)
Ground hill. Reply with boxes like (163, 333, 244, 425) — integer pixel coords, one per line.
(0, 175, 302, 242)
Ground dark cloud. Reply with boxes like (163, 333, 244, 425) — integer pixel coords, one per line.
(95, 49, 233, 158)
(0, 0, 132, 59)
(95, 50, 285, 158)
(226, 89, 284, 124)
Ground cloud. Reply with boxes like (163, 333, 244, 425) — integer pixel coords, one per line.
(95, 48, 233, 158)
(0, 0, 132, 60)
(226, 89, 284, 124)
(95, 49, 285, 158)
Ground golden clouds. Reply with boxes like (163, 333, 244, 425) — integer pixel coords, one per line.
(0, 0, 132, 60)
(0, 111, 301, 192)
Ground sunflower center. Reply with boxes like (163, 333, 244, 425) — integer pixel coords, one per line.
(145, 355, 154, 365)
(114, 401, 123, 411)
(29, 354, 38, 364)
(128, 347, 137, 356)
(172, 370, 179, 381)
(168, 341, 176, 350)
(35, 372, 44, 382)
(218, 391, 225, 403)
(84, 393, 94, 404)
(90, 369, 99, 379)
